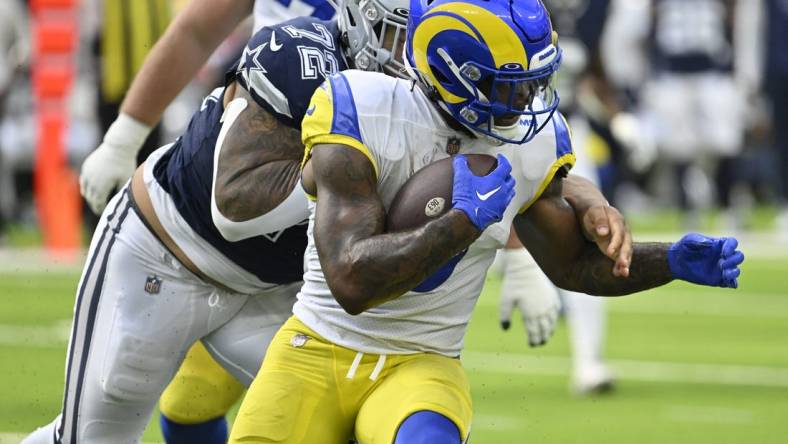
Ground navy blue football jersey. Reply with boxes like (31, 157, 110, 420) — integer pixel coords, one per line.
(766, 0, 788, 78)
(153, 16, 347, 285)
(230, 17, 345, 128)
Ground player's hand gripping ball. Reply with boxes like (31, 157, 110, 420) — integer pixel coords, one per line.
(387, 154, 513, 231)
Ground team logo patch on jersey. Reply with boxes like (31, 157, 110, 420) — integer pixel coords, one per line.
(144, 276, 162, 295)
(290, 333, 310, 348)
(446, 137, 461, 155)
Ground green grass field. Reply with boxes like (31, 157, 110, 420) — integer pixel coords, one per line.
(1, 239, 787, 443)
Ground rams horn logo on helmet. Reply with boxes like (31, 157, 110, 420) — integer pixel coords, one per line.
(404, 0, 562, 144)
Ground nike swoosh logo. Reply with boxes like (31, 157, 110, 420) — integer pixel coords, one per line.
(306, 105, 316, 116)
(270, 31, 283, 52)
(476, 186, 502, 201)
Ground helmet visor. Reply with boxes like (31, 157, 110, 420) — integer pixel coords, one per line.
(454, 52, 562, 144)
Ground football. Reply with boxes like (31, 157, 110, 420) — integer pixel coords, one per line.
(386, 154, 497, 232)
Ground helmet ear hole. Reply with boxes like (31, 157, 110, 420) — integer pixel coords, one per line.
(346, 8, 357, 26)
(431, 66, 450, 84)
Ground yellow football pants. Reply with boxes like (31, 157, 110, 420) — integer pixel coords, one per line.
(229, 316, 472, 443)
(159, 341, 244, 424)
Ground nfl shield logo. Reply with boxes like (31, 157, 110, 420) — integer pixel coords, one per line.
(144, 276, 161, 295)
(446, 137, 461, 155)
(290, 333, 310, 348)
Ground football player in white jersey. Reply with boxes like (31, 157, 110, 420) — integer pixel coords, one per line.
(227, 0, 744, 442)
(73, 1, 634, 443)
(31, 0, 624, 442)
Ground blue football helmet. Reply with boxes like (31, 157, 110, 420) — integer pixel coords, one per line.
(404, 0, 562, 144)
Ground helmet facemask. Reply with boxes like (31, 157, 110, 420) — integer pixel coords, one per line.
(446, 52, 562, 144)
(336, 0, 409, 78)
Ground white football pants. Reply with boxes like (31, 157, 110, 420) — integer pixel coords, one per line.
(23, 187, 297, 444)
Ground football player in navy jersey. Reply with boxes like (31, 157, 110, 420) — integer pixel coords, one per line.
(26, 2, 635, 444)
(23, 3, 408, 443)
(78, 0, 340, 442)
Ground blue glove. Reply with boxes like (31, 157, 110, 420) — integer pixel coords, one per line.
(452, 154, 516, 231)
(667, 233, 744, 288)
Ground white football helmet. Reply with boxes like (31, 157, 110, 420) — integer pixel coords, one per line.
(334, 0, 410, 78)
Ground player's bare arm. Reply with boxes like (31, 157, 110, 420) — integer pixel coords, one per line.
(80, 0, 255, 215)
(562, 174, 632, 277)
(213, 85, 303, 221)
(122, 0, 254, 126)
(515, 173, 673, 296)
(307, 144, 480, 315)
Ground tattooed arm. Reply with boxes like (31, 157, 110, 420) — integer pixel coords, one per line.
(563, 174, 632, 277)
(214, 86, 304, 220)
(308, 144, 480, 315)
(515, 173, 673, 296)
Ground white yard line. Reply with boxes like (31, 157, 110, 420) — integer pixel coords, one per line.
(462, 351, 788, 388)
(606, 294, 788, 319)
(0, 249, 86, 273)
(663, 405, 756, 425)
(4, 323, 788, 388)
(477, 290, 788, 318)
(470, 414, 524, 430)
(0, 432, 26, 443)
(0, 321, 70, 347)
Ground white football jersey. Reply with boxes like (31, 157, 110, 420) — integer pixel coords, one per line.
(295, 70, 575, 357)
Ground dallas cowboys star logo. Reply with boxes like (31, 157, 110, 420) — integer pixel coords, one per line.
(239, 42, 269, 82)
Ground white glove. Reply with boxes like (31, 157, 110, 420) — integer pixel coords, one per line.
(80, 113, 151, 214)
(498, 248, 561, 347)
(609, 112, 657, 173)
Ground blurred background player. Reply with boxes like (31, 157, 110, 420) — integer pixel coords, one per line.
(499, 0, 627, 395)
(603, 0, 760, 229)
(0, 0, 29, 240)
(762, 0, 788, 235)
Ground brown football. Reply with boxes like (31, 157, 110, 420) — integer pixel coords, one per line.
(386, 154, 497, 232)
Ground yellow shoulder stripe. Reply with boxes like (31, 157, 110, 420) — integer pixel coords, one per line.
(302, 134, 379, 178)
(517, 153, 576, 214)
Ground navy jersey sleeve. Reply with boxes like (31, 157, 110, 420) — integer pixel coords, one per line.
(227, 16, 347, 128)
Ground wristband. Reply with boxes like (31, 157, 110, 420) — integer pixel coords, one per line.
(104, 112, 153, 155)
